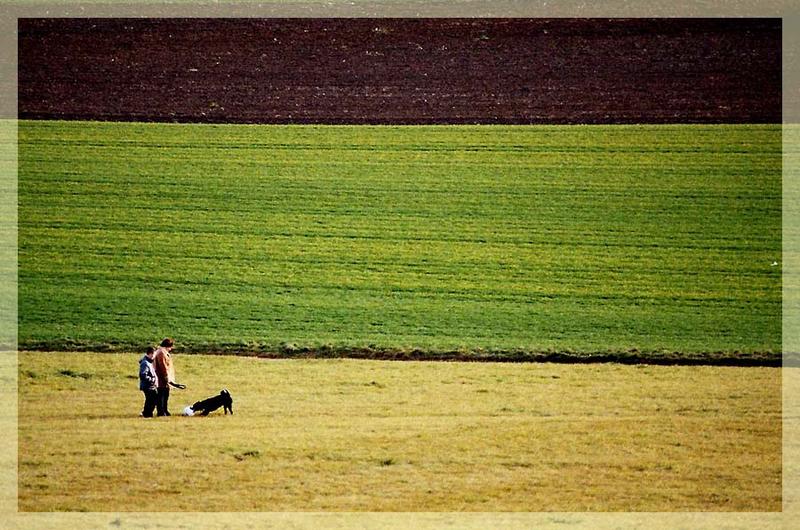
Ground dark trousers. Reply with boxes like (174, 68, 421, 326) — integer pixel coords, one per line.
(141, 389, 158, 418)
(156, 386, 171, 416)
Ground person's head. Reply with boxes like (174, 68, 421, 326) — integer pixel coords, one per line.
(146, 346, 156, 358)
(160, 337, 175, 350)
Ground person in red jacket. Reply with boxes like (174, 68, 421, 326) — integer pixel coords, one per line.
(153, 337, 185, 416)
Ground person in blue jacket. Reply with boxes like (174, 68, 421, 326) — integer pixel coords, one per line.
(139, 346, 158, 418)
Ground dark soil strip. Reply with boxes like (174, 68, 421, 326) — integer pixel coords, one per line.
(17, 341, 785, 367)
(18, 18, 781, 125)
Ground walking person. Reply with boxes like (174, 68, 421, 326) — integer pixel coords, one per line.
(153, 337, 185, 416)
(139, 346, 158, 418)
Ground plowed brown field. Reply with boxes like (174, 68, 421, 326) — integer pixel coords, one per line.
(18, 18, 781, 124)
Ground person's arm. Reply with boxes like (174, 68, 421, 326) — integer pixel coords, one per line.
(153, 353, 168, 384)
(140, 362, 156, 387)
(138, 361, 149, 385)
(164, 353, 184, 387)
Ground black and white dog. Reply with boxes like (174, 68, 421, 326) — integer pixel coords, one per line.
(183, 389, 233, 416)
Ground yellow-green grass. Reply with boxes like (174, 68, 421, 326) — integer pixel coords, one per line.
(18, 352, 780, 511)
(17, 121, 781, 362)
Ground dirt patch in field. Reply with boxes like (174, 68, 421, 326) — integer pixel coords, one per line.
(18, 18, 781, 124)
(18, 340, 784, 367)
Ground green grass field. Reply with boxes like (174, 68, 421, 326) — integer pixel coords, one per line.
(17, 121, 781, 361)
(18, 352, 781, 512)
